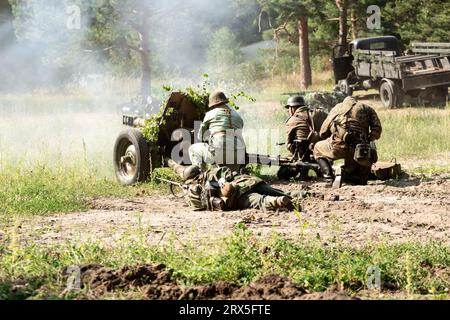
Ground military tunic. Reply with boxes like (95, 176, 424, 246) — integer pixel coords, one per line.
(285, 106, 311, 155)
(188, 167, 308, 211)
(285, 106, 328, 163)
(313, 97, 382, 182)
(189, 104, 246, 171)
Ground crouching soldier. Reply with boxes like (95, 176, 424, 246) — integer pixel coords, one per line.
(313, 96, 382, 185)
(168, 160, 314, 211)
(282, 95, 328, 180)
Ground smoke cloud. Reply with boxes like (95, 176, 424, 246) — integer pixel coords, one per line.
(0, 0, 265, 176)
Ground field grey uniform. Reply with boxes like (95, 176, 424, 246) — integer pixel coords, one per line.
(189, 92, 246, 172)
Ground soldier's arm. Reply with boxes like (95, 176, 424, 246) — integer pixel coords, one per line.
(285, 127, 295, 152)
(198, 112, 212, 141)
(319, 113, 333, 139)
(285, 116, 300, 152)
(368, 108, 382, 141)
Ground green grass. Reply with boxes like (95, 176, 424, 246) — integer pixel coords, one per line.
(0, 225, 448, 300)
(0, 164, 173, 217)
(377, 108, 450, 161)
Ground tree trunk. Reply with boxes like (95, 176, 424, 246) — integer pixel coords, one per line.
(139, 15, 151, 97)
(350, 9, 358, 39)
(0, 0, 15, 44)
(298, 16, 312, 89)
(336, 0, 348, 47)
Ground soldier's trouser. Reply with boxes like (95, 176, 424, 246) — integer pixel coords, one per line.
(313, 138, 347, 161)
(188, 143, 244, 172)
(188, 143, 215, 170)
(313, 138, 371, 184)
(167, 159, 187, 179)
(236, 184, 308, 211)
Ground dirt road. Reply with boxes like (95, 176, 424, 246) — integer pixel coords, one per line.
(15, 173, 450, 247)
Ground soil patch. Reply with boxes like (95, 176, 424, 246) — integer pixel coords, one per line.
(76, 264, 357, 300)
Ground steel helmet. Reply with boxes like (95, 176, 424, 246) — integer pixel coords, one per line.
(285, 95, 306, 109)
(208, 91, 229, 108)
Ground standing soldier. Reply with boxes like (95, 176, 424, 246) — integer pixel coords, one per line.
(282, 95, 327, 180)
(189, 91, 246, 172)
(313, 96, 382, 185)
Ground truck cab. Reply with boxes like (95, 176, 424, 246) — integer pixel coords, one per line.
(332, 36, 449, 108)
(333, 36, 402, 90)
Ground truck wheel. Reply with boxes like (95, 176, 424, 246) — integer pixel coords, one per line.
(380, 81, 403, 109)
(114, 129, 150, 185)
(339, 80, 353, 97)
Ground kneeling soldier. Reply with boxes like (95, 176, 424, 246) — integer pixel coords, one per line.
(313, 97, 382, 185)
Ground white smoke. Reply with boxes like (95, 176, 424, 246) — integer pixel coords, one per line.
(0, 0, 263, 175)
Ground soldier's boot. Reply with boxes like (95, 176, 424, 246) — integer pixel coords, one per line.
(317, 158, 334, 182)
(209, 197, 226, 211)
(275, 196, 294, 210)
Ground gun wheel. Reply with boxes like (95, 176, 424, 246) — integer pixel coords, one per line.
(114, 129, 150, 185)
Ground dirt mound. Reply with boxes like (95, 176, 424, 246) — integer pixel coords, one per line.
(81, 263, 173, 295)
(77, 264, 357, 300)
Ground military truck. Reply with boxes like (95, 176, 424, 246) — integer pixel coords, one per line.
(113, 92, 321, 185)
(333, 36, 450, 108)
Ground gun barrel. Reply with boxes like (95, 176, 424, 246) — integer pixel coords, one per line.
(245, 153, 320, 170)
(245, 153, 281, 166)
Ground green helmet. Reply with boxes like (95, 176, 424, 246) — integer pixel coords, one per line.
(285, 95, 306, 109)
(183, 165, 202, 180)
(209, 91, 229, 108)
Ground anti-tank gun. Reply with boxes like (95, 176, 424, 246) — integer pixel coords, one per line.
(113, 91, 325, 185)
(114, 92, 205, 185)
